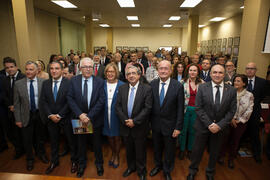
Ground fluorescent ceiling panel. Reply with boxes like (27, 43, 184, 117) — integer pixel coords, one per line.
(99, 24, 110, 27)
(131, 24, 140, 27)
(127, 16, 138, 20)
(198, 25, 205, 28)
(92, 19, 99, 21)
(209, 17, 226, 22)
(51, 0, 77, 8)
(240, 6, 244, 9)
(169, 16, 181, 21)
(180, 0, 203, 8)
(163, 24, 172, 27)
(117, 0, 135, 8)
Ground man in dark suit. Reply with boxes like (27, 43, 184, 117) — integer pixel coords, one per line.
(115, 65, 152, 180)
(200, 58, 212, 82)
(138, 50, 148, 71)
(67, 57, 105, 177)
(245, 62, 267, 163)
(114, 52, 126, 81)
(2, 58, 25, 159)
(40, 61, 77, 174)
(13, 61, 49, 171)
(187, 64, 237, 180)
(93, 55, 105, 79)
(150, 60, 184, 180)
(0, 75, 8, 153)
(100, 47, 110, 66)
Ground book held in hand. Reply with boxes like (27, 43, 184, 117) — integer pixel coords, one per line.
(71, 119, 93, 134)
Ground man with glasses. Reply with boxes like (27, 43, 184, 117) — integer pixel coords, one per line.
(67, 57, 105, 177)
(245, 62, 267, 163)
(224, 60, 236, 85)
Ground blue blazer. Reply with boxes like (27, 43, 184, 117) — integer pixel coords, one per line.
(200, 71, 211, 82)
(103, 80, 125, 136)
(67, 75, 105, 128)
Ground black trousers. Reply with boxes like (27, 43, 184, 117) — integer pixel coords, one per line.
(123, 134, 147, 176)
(0, 116, 7, 149)
(152, 131, 176, 174)
(77, 126, 103, 169)
(189, 130, 224, 176)
(47, 119, 77, 164)
(246, 115, 261, 158)
(21, 111, 46, 161)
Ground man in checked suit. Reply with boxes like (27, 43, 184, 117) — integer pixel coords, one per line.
(187, 64, 237, 180)
(150, 60, 184, 180)
(39, 61, 77, 174)
(115, 65, 152, 180)
(13, 61, 48, 171)
(67, 57, 105, 177)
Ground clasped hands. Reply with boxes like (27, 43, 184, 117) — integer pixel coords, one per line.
(208, 123, 220, 133)
(79, 113, 90, 125)
(49, 114, 61, 123)
(125, 119, 135, 128)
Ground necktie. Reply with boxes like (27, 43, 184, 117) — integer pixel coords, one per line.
(30, 80, 36, 111)
(95, 64, 98, 76)
(74, 64, 77, 74)
(247, 79, 253, 92)
(53, 80, 58, 101)
(83, 79, 88, 111)
(160, 82, 166, 106)
(128, 87, 135, 118)
(11, 76, 15, 89)
(215, 85, 220, 113)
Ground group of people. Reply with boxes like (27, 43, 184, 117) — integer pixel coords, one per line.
(0, 47, 269, 180)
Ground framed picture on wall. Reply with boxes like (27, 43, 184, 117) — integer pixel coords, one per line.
(227, 47, 232, 55)
(218, 39, 222, 46)
(136, 47, 142, 51)
(213, 39, 217, 46)
(116, 46, 122, 51)
(217, 46, 221, 53)
(222, 46, 226, 53)
(232, 57, 238, 67)
(228, 37, 233, 46)
(123, 46, 129, 50)
(212, 46, 216, 53)
(143, 47, 149, 52)
(223, 38, 227, 46)
(129, 47, 135, 51)
(233, 46, 239, 56)
(94, 46, 100, 53)
(233, 37, 240, 46)
(208, 40, 212, 46)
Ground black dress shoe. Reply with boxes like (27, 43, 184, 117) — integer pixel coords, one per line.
(139, 174, 146, 180)
(228, 160, 234, 169)
(217, 157, 224, 165)
(38, 154, 49, 164)
(164, 172, 172, 180)
(71, 163, 78, 173)
(123, 168, 136, 177)
(45, 163, 59, 174)
(179, 151, 185, 160)
(97, 166, 104, 176)
(206, 175, 214, 180)
(149, 166, 162, 177)
(77, 168, 85, 178)
(13, 152, 24, 160)
(187, 174, 195, 180)
(27, 161, 34, 171)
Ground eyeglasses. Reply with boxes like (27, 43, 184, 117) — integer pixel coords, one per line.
(81, 66, 93, 69)
(245, 67, 256, 70)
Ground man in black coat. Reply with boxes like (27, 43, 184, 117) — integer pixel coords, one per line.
(40, 61, 77, 174)
(115, 65, 152, 180)
(150, 60, 184, 180)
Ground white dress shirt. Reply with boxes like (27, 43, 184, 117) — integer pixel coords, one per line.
(107, 82, 117, 128)
(159, 78, 171, 98)
(27, 77, 39, 109)
(248, 76, 255, 90)
(52, 76, 63, 93)
(211, 81, 224, 103)
(128, 81, 139, 110)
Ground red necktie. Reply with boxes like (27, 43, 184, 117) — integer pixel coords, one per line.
(95, 64, 98, 76)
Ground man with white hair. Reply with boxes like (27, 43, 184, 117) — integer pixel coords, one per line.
(67, 57, 105, 177)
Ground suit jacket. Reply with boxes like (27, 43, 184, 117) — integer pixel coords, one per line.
(150, 78, 184, 136)
(200, 70, 211, 82)
(39, 78, 71, 124)
(13, 77, 45, 127)
(114, 61, 126, 82)
(0, 75, 7, 116)
(67, 75, 105, 128)
(115, 82, 152, 138)
(94, 64, 105, 79)
(194, 81, 237, 133)
(100, 56, 110, 66)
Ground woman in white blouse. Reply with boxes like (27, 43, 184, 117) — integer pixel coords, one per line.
(219, 74, 254, 169)
(103, 63, 125, 168)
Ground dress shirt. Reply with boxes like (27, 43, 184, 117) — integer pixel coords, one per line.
(202, 70, 209, 77)
(27, 77, 39, 109)
(101, 56, 106, 65)
(107, 82, 117, 128)
(52, 76, 62, 93)
(211, 81, 224, 104)
(117, 62, 121, 72)
(248, 76, 255, 90)
(82, 76, 93, 108)
(159, 78, 171, 98)
(128, 81, 139, 111)
(177, 74, 182, 82)
(9, 71, 19, 87)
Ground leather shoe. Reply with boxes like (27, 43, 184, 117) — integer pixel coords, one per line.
(164, 172, 172, 180)
(206, 175, 214, 180)
(97, 166, 104, 176)
(76, 168, 85, 178)
(38, 154, 49, 164)
(45, 163, 59, 174)
(27, 161, 34, 171)
(149, 166, 162, 177)
(71, 163, 78, 173)
(228, 160, 234, 169)
(187, 174, 195, 180)
(217, 157, 224, 165)
(139, 174, 146, 180)
(123, 168, 136, 177)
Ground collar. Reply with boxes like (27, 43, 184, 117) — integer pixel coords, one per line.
(53, 76, 63, 83)
(211, 81, 224, 89)
(160, 77, 171, 85)
(248, 76, 255, 81)
(27, 76, 37, 82)
(129, 81, 139, 89)
(82, 75, 93, 81)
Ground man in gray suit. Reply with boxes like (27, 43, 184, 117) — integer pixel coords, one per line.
(14, 61, 48, 171)
(93, 55, 105, 79)
(187, 64, 237, 180)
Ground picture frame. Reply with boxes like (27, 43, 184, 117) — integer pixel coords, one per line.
(233, 46, 239, 56)
(228, 37, 233, 46)
(143, 47, 149, 52)
(223, 38, 227, 46)
(129, 47, 135, 51)
(233, 37, 240, 46)
(227, 47, 232, 55)
(116, 46, 122, 51)
(222, 46, 226, 53)
(123, 46, 129, 50)
(136, 47, 142, 51)
(208, 40, 212, 46)
(213, 39, 217, 46)
(218, 39, 222, 46)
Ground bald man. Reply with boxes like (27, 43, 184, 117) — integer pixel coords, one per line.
(245, 62, 267, 163)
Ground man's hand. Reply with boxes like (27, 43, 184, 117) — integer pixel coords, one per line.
(79, 113, 90, 124)
(49, 114, 61, 123)
(8, 106, 14, 112)
(208, 123, 220, 134)
(125, 119, 135, 128)
(16, 122, 22, 128)
(172, 130, 180, 138)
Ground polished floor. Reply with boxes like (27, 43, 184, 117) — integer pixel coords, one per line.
(0, 140, 270, 180)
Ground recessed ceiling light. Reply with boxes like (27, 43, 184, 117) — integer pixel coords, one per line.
(163, 24, 172, 28)
(180, 0, 203, 8)
(99, 24, 110, 27)
(51, 0, 77, 8)
(169, 16, 181, 21)
(240, 6, 244, 9)
(199, 25, 205, 28)
(209, 17, 226, 22)
(117, 0, 135, 8)
(127, 16, 138, 20)
(92, 19, 99, 21)
(131, 24, 140, 27)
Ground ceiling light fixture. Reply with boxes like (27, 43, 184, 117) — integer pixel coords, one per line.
(240, 6, 244, 9)
(180, 0, 203, 8)
(117, 0, 135, 8)
(92, 19, 99, 21)
(169, 16, 181, 21)
(209, 17, 226, 22)
(198, 25, 205, 28)
(131, 24, 140, 27)
(51, 0, 77, 8)
(127, 16, 138, 20)
(99, 24, 110, 27)
(163, 24, 172, 28)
